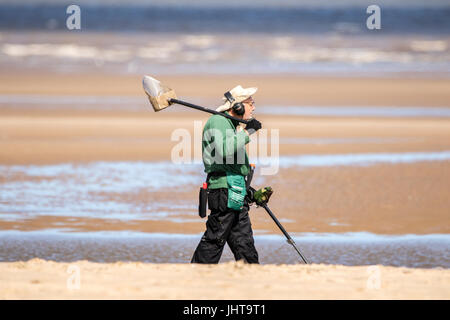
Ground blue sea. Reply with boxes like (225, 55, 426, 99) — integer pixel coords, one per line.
(0, 0, 448, 75)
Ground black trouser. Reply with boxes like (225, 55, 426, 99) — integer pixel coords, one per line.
(191, 188, 259, 264)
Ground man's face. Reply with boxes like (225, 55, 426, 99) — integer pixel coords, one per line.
(242, 97, 255, 120)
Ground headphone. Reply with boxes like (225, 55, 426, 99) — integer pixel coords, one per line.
(224, 91, 245, 116)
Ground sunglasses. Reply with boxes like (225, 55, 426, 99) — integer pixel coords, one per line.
(243, 98, 255, 106)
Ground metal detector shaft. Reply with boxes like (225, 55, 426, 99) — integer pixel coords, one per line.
(169, 98, 250, 125)
(261, 203, 310, 264)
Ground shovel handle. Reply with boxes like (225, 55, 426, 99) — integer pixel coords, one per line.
(169, 98, 250, 125)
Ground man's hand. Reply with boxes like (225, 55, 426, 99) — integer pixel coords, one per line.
(254, 186, 273, 205)
(245, 118, 262, 134)
(247, 186, 273, 206)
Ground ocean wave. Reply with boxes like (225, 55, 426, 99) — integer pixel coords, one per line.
(0, 31, 449, 75)
(2, 38, 449, 66)
(410, 40, 448, 52)
(1, 43, 132, 61)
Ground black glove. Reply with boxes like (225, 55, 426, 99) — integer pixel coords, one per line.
(246, 186, 256, 205)
(245, 118, 262, 134)
(246, 186, 273, 206)
(253, 186, 273, 206)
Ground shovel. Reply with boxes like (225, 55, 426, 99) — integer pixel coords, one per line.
(142, 75, 250, 124)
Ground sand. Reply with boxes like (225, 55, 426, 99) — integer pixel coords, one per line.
(1, 74, 450, 234)
(0, 259, 448, 299)
(2, 112, 450, 165)
(1, 161, 449, 235)
(1, 73, 449, 299)
(1, 73, 450, 165)
(1, 73, 450, 106)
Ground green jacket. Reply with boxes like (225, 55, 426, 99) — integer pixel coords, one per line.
(202, 112, 250, 189)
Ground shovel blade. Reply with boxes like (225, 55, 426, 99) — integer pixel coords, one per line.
(142, 75, 177, 112)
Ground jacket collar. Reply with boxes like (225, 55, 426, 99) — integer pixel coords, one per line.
(224, 111, 240, 129)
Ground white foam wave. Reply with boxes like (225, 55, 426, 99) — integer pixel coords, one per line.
(1, 43, 132, 62)
(410, 40, 448, 53)
(182, 35, 216, 49)
(270, 47, 416, 64)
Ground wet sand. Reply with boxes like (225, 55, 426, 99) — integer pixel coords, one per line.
(1, 161, 449, 235)
(1, 73, 449, 298)
(0, 259, 448, 299)
(1, 73, 450, 106)
(1, 73, 449, 166)
(1, 231, 448, 268)
(1, 73, 450, 235)
(1, 110, 450, 165)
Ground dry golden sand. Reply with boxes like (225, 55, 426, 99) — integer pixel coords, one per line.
(1, 259, 449, 300)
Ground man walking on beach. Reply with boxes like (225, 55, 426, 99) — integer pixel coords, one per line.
(191, 85, 262, 264)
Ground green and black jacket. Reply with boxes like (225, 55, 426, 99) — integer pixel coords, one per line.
(202, 112, 250, 189)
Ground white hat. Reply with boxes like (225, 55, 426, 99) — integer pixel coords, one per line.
(216, 85, 257, 112)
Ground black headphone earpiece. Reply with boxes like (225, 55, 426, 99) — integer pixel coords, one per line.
(232, 102, 245, 116)
(224, 91, 245, 116)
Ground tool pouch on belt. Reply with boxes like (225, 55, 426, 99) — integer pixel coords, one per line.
(226, 173, 247, 211)
(198, 182, 208, 218)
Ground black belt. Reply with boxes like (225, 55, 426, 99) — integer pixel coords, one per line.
(206, 171, 226, 181)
